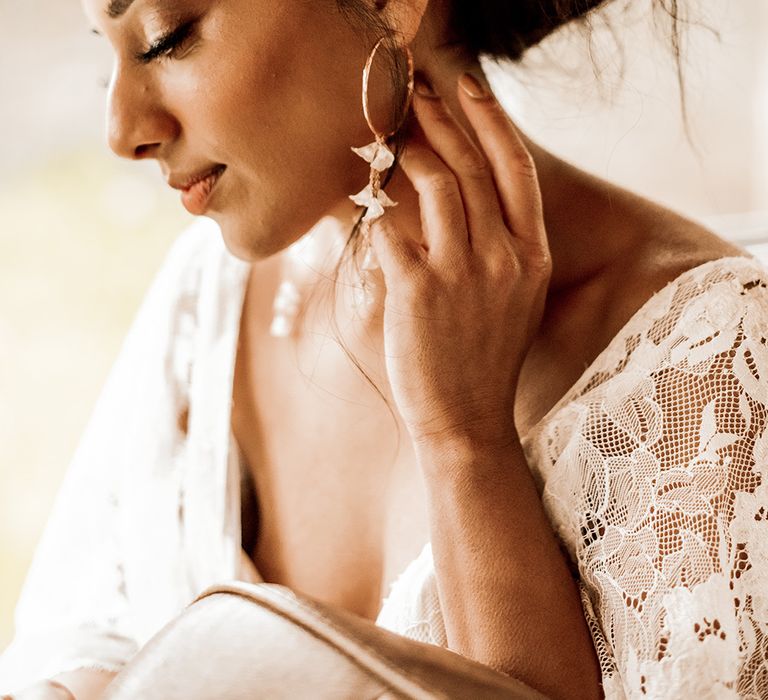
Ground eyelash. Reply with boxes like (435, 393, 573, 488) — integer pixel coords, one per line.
(136, 19, 197, 64)
(97, 19, 197, 89)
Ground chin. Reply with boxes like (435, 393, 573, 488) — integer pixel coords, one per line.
(211, 209, 309, 264)
(204, 212, 260, 263)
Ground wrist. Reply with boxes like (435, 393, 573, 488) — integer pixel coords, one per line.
(414, 428, 522, 480)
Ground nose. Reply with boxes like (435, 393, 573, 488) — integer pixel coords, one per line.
(106, 65, 179, 160)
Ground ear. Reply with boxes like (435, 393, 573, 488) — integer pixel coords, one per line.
(376, 0, 430, 46)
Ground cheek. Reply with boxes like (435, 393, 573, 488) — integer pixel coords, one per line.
(236, 21, 374, 190)
(192, 6, 391, 245)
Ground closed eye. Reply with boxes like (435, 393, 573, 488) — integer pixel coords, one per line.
(135, 19, 197, 63)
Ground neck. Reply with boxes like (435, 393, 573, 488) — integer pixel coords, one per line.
(274, 67, 641, 344)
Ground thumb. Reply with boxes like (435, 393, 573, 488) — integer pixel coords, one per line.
(368, 213, 424, 281)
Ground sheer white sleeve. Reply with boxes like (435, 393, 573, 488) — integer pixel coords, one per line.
(0, 220, 212, 695)
(536, 261, 768, 698)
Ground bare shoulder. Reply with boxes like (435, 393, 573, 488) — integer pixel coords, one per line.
(601, 204, 752, 330)
(559, 197, 755, 375)
(632, 209, 748, 278)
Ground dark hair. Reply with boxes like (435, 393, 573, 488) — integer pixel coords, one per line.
(320, 0, 688, 451)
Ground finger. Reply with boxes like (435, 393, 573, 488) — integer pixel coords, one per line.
(368, 212, 426, 282)
(456, 73, 546, 250)
(412, 84, 506, 252)
(396, 139, 470, 265)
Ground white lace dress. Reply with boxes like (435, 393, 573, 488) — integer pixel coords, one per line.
(2, 216, 768, 699)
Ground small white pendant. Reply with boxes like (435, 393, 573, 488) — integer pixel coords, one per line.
(350, 140, 395, 171)
(361, 240, 379, 271)
(348, 183, 397, 222)
(269, 279, 301, 338)
(351, 273, 378, 316)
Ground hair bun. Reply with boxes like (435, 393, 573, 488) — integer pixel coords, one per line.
(448, 0, 610, 61)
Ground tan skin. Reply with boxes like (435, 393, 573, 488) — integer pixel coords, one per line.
(19, 0, 746, 698)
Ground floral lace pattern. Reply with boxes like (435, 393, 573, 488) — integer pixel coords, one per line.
(521, 256, 768, 698)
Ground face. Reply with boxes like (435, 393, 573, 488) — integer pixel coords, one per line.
(82, 0, 408, 262)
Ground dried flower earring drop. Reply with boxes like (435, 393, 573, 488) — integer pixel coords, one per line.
(348, 36, 414, 312)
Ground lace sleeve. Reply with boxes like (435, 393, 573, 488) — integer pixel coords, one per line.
(0, 221, 210, 695)
(555, 265, 768, 698)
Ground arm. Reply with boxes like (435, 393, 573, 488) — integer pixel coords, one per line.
(365, 75, 602, 698)
(414, 434, 603, 700)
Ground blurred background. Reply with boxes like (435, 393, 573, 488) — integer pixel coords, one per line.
(1, 0, 767, 650)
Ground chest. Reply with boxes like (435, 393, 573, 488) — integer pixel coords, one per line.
(230, 292, 428, 619)
(229, 285, 599, 623)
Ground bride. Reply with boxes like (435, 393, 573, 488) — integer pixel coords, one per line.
(2, 0, 767, 698)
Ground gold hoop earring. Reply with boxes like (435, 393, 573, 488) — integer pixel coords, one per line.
(269, 37, 413, 338)
(348, 35, 414, 310)
(362, 36, 415, 145)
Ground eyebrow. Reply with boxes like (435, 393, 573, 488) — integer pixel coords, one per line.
(106, 0, 136, 19)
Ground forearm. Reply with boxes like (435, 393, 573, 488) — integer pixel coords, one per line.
(416, 433, 602, 700)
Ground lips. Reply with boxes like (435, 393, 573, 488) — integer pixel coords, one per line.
(175, 164, 226, 216)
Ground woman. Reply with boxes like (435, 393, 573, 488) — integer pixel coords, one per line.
(2, 0, 767, 698)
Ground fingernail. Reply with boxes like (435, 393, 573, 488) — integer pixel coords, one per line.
(414, 75, 438, 98)
(459, 72, 488, 99)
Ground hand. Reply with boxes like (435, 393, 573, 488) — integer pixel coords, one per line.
(3, 679, 76, 700)
(368, 73, 551, 451)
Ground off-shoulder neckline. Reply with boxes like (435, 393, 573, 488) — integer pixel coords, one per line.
(519, 254, 766, 445)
